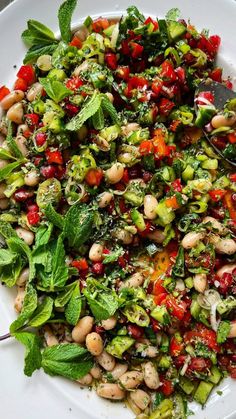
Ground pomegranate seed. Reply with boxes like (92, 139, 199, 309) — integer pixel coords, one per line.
(210, 207, 225, 220)
(127, 324, 144, 339)
(65, 103, 79, 116)
(27, 203, 39, 212)
(142, 171, 153, 183)
(35, 132, 47, 147)
(33, 156, 44, 166)
(92, 262, 105, 275)
(128, 165, 142, 179)
(150, 318, 161, 333)
(231, 355, 236, 363)
(219, 273, 233, 295)
(40, 165, 57, 178)
(94, 325, 105, 335)
(27, 211, 40, 225)
(14, 188, 34, 202)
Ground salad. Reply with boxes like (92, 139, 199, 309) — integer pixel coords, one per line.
(0, 1, 236, 418)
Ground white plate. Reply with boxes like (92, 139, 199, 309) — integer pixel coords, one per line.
(0, 0, 236, 418)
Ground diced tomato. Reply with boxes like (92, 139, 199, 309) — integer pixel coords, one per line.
(161, 379, 174, 396)
(198, 35, 220, 57)
(72, 258, 89, 271)
(182, 310, 192, 328)
(225, 79, 233, 90)
(45, 148, 63, 165)
(85, 168, 103, 187)
(196, 91, 215, 105)
(169, 120, 182, 132)
(127, 324, 144, 339)
(219, 272, 233, 295)
(209, 67, 222, 82)
(14, 78, 28, 92)
(224, 191, 236, 220)
(116, 65, 130, 81)
(121, 39, 130, 55)
(69, 36, 82, 48)
(139, 140, 154, 155)
(208, 189, 227, 202)
(128, 76, 149, 91)
(24, 113, 39, 129)
(27, 211, 40, 225)
(27, 203, 39, 213)
(17, 65, 35, 86)
(151, 79, 163, 97)
(160, 60, 177, 84)
(228, 133, 236, 144)
(170, 336, 183, 357)
(175, 67, 186, 84)
(165, 195, 180, 210)
(153, 130, 170, 158)
(0, 85, 10, 101)
(144, 17, 159, 32)
(92, 262, 105, 275)
(153, 293, 168, 306)
(121, 168, 130, 184)
(158, 98, 175, 116)
(92, 17, 109, 33)
(184, 323, 220, 352)
(209, 35, 221, 52)
(66, 76, 84, 91)
(171, 179, 182, 192)
(40, 165, 56, 178)
(188, 357, 212, 372)
(228, 364, 236, 379)
(165, 295, 187, 320)
(130, 42, 144, 59)
(105, 53, 117, 70)
(230, 174, 236, 183)
(35, 132, 47, 147)
(153, 279, 166, 295)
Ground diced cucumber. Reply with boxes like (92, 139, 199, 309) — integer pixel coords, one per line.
(106, 336, 135, 359)
(190, 299, 201, 319)
(194, 381, 214, 405)
(195, 106, 216, 128)
(156, 202, 175, 226)
(167, 21, 186, 41)
(213, 175, 230, 189)
(178, 376, 195, 395)
(208, 366, 222, 385)
(130, 209, 146, 231)
(149, 399, 174, 419)
(100, 125, 121, 142)
(127, 128, 150, 144)
(151, 305, 170, 324)
(217, 297, 236, 315)
(172, 393, 186, 419)
(159, 355, 172, 369)
(182, 165, 194, 182)
(123, 191, 143, 206)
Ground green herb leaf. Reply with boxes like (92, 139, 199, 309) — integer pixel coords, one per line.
(0, 248, 17, 266)
(58, 0, 77, 43)
(39, 78, 73, 103)
(217, 321, 230, 344)
(0, 220, 19, 240)
(83, 280, 119, 320)
(10, 284, 38, 333)
(0, 160, 24, 182)
(0, 148, 16, 160)
(7, 236, 35, 280)
(44, 204, 65, 229)
(101, 94, 119, 124)
(166, 8, 181, 21)
(0, 257, 24, 287)
(172, 246, 185, 277)
(24, 44, 58, 64)
(92, 107, 105, 130)
(42, 343, 93, 380)
(103, 247, 124, 264)
(14, 331, 42, 377)
(6, 121, 23, 159)
(34, 224, 54, 248)
(22, 19, 56, 47)
(66, 92, 102, 131)
(55, 282, 77, 308)
(28, 297, 54, 327)
(65, 282, 82, 325)
(63, 203, 94, 250)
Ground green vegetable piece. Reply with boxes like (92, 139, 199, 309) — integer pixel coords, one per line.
(159, 355, 171, 369)
(190, 299, 201, 319)
(66, 92, 102, 131)
(201, 158, 218, 170)
(49, 116, 64, 133)
(44, 203, 64, 229)
(127, 128, 149, 145)
(172, 246, 185, 278)
(0, 248, 17, 266)
(48, 68, 67, 81)
(130, 209, 146, 231)
(106, 336, 135, 359)
(33, 100, 45, 115)
(194, 381, 214, 405)
(178, 376, 195, 395)
(101, 94, 119, 124)
(156, 201, 175, 226)
(149, 399, 174, 419)
(195, 105, 216, 128)
(10, 284, 38, 333)
(36, 178, 62, 209)
(213, 175, 230, 189)
(28, 297, 53, 327)
(65, 282, 82, 326)
(63, 203, 94, 250)
(45, 99, 65, 117)
(123, 304, 150, 327)
(208, 366, 222, 385)
(123, 191, 144, 207)
(100, 125, 121, 142)
(22, 19, 56, 47)
(182, 165, 194, 182)
(58, 0, 77, 43)
(217, 320, 230, 344)
(39, 78, 73, 103)
(14, 331, 42, 377)
(217, 296, 236, 315)
(92, 107, 105, 130)
(151, 305, 170, 325)
(167, 20, 186, 41)
(172, 393, 186, 419)
(0, 160, 24, 182)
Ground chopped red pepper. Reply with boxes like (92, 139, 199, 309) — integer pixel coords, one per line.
(14, 78, 28, 92)
(196, 91, 214, 105)
(66, 76, 84, 91)
(161, 379, 174, 396)
(153, 279, 166, 295)
(144, 17, 159, 32)
(228, 133, 236, 144)
(72, 258, 89, 271)
(69, 36, 82, 48)
(0, 85, 10, 101)
(17, 65, 35, 86)
(208, 189, 226, 202)
(171, 179, 182, 192)
(184, 323, 220, 352)
(165, 295, 187, 320)
(159, 98, 175, 116)
(170, 336, 184, 357)
(27, 211, 40, 225)
(45, 148, 63, 165)
(160, 60, 177, 84)
(24, 113, 39, 129)
(92, 18, 110, 33)
(130, 42, 144, 59)
(209, 67, 222, 82)
(85, 168, 103, 186)
(35, 132, 47, 147)
(139, 140, 154, 155)
(105, 53, 118, 70)
(116, 65, 130, 81)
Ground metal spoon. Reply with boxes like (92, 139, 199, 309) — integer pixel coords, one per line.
(194, 80, 236, 166)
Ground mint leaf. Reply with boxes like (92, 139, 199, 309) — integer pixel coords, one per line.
(22, 19, 56, 46)
(0, 220, 19, 240)
(63, 204, 94, 250)
(101, 94, 119, 124)
(28, 297, 53, 327)
(66, 92, 102, 131)
(42, 343, 93, 380)
(7, 236, 35, 280)
(103, 247, 124, 264)
(34, 224, 53, 248)
(39, 78, 73, 103)
(92, 107, 105, 130)
(217, 321, 230, 344)
(65, 282, 82, 325)
(0, 160, 24, 182)
(14, 331, 42, 377)
(0, 257, 24, 287)
(166, 8, 181, 21)
(58, 0, 77, 43)
(0, 148, 16, 160)
(44, 204, 65, 230)
(55, 282, 77, 308)
(172, 246, 185, 277)
(10, 284, 38, 333)
(0, 249, 17, 266)
(24, 44, 58, 64)
(6, 121, 23, 159)
(83, 280, 119, 320)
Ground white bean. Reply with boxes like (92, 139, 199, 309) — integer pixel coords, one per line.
(90, 365, 102, 380)
(119, 371, 143, 389)
(0, 90, 24, 110)
(202, 216, 227, 235)
(182, 231, 205, 249)
(15, 227, 34, 245)
(135, 343, 158, 358)
(146, 229, 166, 243)
(105, 92, 114, 103)
(130, 390, 151, 410)
(43, 325, 59, 347)
(14, 286, 25, 313)
(217, 264, 236, 278)
(97, 383, 125, 400)
(74, 27, 89, 42)
(215, 238, 236, 255)
(228, 321, 236, 338)
(113, 228, 133, 244)
(211, 113, 236, 129)
(73, 60, 91, 76)
(7, 103, 24, 124)
(175, 279, 186, 292)
(193, 273, 207, 293)
(0, 159, 8, 169)
(24, 170, 40, 187)
(101, 316, 117, 330)
(98, 192, 113, 208)
(15, 135, 29, 156)
(96, 350, 116, 371)
(105, 163, 124, 184)
(110, 363, 128, 380)
(16, 267, 29, 286)
(120, 272, 144, 289)
(26, 82, 44, 102)
(0, 198, 9, 210)
(86, 332, 103, 356)
(72, 316, 94, 343)
(0, 183, 6, 199)
(143, 362, 160, 390)
(121, 123, 140, 136)
(89, 243, 104, 262)
(17, 124, 29, 136)
(144, 195, 158, 220)
(77, 373, 93, 386)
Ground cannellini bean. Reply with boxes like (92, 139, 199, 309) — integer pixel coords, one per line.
(0, 183, 6, 199)
(175, 279, 186, 292)
(98, 192, 113, 208)
(120, 272, 144, 289)
(73, 60, 91, 76)
(105, 92, 114, 103)
(74, 27, 89, 42)
(1, 140, 10, 152)
(110, 363, 128, 380)
(77, 373, 93, 386)
(14, 286, 25, 313)
(121, 123, 140, 136)
(0, 198, 9, 210)
(211, 113, 236, 129)
(202, 216, 227, 235)
(90, 365, 102, 379)
(105, 163, 124, 184)
(127, 394, 141, 416)
(215, 238, 236, 255)
(96, 350, 116, 371)
(43, 325, 59, 347)
(135, 343, 158, 358)
(7, 103, 24, 124)
(182, 231, 205, 249)
(94, 135, 110, 151)
(217, 264, 236, 278)
(119, 371, 143, 389)
(26, 82, 44, 102)
(97, 383, 125, 400)
(228, 321, 236, 338)
(146, 229, 166, 243)
(17, 124, 29, 136)
(143, 362, 160, 390)
(0, 90, 24, 110)
(0, 159, 8, 169)
(193, 273, 207, 293)
(16, 267, 29, 286)
(113, 228, 133, 244)
(101, 316, 117, 330)
(144, 195, 158, 220)
(15, 227, 34, 245)
(89, 243, 104, 262)
(24, 170, 40, 187)
(130, 390, 151, 410)
(15, 135, 28, 156)
(86, 332, 103, 356)
(72, 316, 94, 343)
